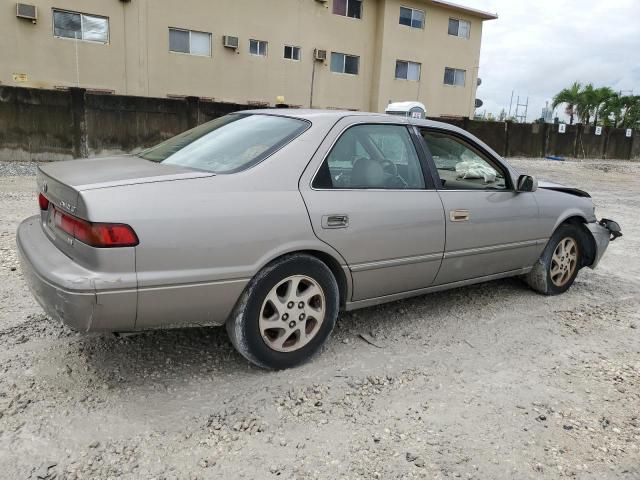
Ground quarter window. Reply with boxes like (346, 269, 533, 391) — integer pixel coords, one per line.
(395, 60, 421, 81)
(330, 53, 360, 75)
(333, 0, 362, 19)
(421, 130, 507, 190)
(444, 67, 466, 86)
(249, 39, 268, 56)
(399, 7, 425, 29)
(313, 124, 425, 190)
(53, 10, 109, 43)
(169, 28, 211, 56)
(448, 18, 470, 38)
(284, 45, 301, 61)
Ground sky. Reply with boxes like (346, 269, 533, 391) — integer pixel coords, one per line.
(459, 0, 640, 121)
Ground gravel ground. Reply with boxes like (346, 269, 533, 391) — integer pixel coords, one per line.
(0, 158, 638, 480)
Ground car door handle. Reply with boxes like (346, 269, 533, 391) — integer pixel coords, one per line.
(322, 214, 349, 229)
(449, 209, 470, 222)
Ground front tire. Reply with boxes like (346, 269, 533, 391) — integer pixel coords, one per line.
(226, 254, 339, 369)
(525, 224, 584, 295)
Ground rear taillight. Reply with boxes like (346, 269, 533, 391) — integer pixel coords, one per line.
(38, 193, 50, 211)
(51, 205, 138, 248)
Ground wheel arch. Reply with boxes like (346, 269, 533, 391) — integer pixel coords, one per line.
(251, 246, 351, 309)
(557, 215, 596, 268)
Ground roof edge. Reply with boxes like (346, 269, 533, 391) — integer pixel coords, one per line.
(428, 0, 498, 20)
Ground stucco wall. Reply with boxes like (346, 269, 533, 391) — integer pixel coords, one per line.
(1, 0, 488, 117)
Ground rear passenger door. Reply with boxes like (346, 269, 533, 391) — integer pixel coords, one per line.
(418, 128, 542, 285)
(299, 118, 446, 302)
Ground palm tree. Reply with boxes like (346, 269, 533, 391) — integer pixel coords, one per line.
(553, 82, 582, 125)
(591, 87, 616, 126)
(575, 83, 596, 125)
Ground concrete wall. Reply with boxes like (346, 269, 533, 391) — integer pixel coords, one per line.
(0, 0, 492, 117)
(1, 85, 638, 162)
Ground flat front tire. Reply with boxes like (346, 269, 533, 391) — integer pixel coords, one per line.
(226, 254, 339, 369)
(525, 224, 584, 295)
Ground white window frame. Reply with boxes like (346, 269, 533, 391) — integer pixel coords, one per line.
(168, 28, 212, 57)
(52, 9, 110, 44)
(448, 18, 471, 38)
(283, 45, 301, 61)
(330, 52, 360, 75)
(399, 6, 425, 29)
(249, 39, 268, 57)
(395, 60, 421, 81)
(333, 0, 363, 19)
(444, 67, 466, 86)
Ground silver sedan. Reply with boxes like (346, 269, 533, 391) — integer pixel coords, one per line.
(17, 110, 622, 369)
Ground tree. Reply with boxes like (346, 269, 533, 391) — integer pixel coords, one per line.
(597, 94, 639, 128)
(552, 81, 582, 125)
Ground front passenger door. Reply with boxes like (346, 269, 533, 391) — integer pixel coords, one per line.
(419, 128, 542, 285)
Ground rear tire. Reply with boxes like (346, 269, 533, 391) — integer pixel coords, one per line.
(226, 254, 339, 370)
(525, 224, 584, 295)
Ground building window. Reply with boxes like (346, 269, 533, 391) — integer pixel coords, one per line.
(250, 39, 268, 56)
(395, 61, 421, 81)
(169, 28, 211, 56)
(448, 18, 470, 38)
(284, 45, 301, 61)
(399, 7, 425, 29)
(444, 67, 466, 86)
(53, 9, 109, 43)
(333, 0, 362, 19)
(330, 52, 360, 75)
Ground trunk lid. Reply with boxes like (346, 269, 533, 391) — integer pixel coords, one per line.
(39, 156, 213, 192)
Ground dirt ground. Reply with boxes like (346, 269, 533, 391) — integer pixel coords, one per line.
(0, 158, 638, 480)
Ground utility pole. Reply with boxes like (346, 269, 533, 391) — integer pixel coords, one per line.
(507, 90, 514, 119)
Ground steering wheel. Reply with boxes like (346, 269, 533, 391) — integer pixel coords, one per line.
(380, 159, 398, 177)
(379, 160, 409, 188)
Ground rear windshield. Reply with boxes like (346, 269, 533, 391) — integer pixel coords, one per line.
(138, 113, 309, 173)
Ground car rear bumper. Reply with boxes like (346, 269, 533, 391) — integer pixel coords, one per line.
(586, 219, 622, 269)
(16, 216, 134, 332)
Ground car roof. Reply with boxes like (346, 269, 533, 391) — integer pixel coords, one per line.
(242, 108, 458, 131)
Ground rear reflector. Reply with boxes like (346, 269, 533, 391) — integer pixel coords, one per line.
(38, 193, 50, 211)
(51, 205, 139, 248)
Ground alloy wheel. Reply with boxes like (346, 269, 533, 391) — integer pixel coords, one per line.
(259, 275, 326, 352)
(550, 237, 578, 287)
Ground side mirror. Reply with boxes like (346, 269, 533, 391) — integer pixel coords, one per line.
(516, 174, 538, 192)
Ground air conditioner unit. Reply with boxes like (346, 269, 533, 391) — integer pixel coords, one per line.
(315, 0, 328, 3)
(16, 3, 37, 21)
(314, 49, 327, 61)
(223, 35, 239, 49)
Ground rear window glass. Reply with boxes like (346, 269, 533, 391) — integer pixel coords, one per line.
(138, 113, 309, 173)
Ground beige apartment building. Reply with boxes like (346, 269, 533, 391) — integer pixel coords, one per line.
(0, 0, 496, 117)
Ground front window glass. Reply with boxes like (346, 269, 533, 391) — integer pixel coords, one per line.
(422, 131, 506, 190)
(139, 114, 309, 174)
(313, 125, 425, 190)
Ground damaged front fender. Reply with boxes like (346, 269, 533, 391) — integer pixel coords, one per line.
(585, 219, 622, 269)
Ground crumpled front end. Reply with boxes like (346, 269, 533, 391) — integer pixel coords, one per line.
(586, 219, 622, 269)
